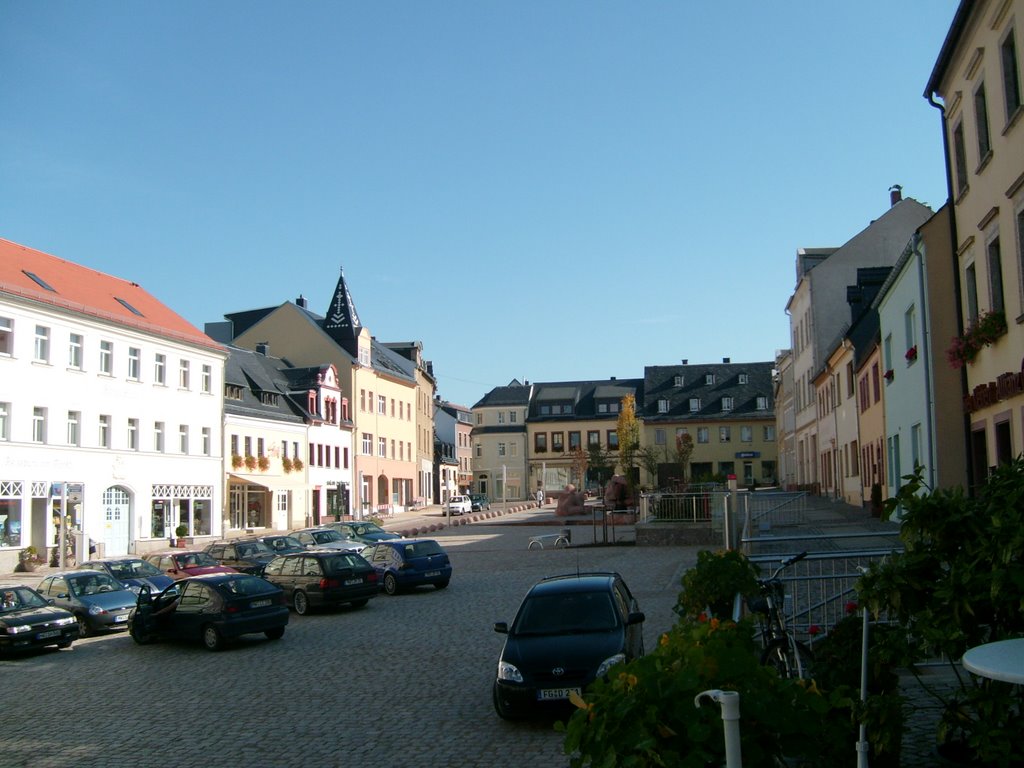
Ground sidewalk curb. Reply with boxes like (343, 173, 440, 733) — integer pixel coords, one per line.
(394, 502, 540, 537)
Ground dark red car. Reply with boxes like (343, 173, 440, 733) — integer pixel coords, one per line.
(142, 551, 237, 580)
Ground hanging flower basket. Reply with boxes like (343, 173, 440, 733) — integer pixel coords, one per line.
(905, 345, 918, 362)
(282, 456, 293, 474)
(884, 369, 894, 382)
(231, 454, 243, 470)
(244, 454, 257, 471)
(947, 310, 1007, 369)
(257, 456, 270, 472)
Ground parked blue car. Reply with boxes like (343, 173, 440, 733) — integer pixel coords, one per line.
(78, 557, 175, 595)
(363, 539, 452, 595)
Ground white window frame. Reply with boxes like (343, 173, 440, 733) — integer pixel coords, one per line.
(658, 398, 670, 413)
(32, 407, 47, 443)
(99, 340, 113, 375)
(128, 347, 141, 381)
(68, 333, 83, 369)
(0, 401, 9, 441)
(34, 325, 50, 363)
(0, 316, 12, 357)
(179, 359, 190, 390)
(99, 414, 111, 448)
(67, 411, 80, 446)
(154, 353, 166, 385)
(128, 418, 139, 451)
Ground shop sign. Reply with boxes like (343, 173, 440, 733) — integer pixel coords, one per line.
(964, 358, 1024, 413)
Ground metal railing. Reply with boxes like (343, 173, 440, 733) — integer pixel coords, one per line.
(639, 490, 726, 523)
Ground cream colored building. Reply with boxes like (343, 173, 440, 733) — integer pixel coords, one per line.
(855, 343, 888, 505)
(926, 0, 1024, 486)
(471, 380, 531, 502)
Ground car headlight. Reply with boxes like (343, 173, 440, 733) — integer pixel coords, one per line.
(497, 660, 523, 683)
(596, 653, 626, 679)
(4, 624, 33, 634)
(54, 616, 75, 626)
(88, 605, 107, 616)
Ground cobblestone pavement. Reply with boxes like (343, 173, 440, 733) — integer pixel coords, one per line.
(1, 517, 697, 768)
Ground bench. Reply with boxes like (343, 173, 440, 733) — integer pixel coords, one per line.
(527, 533, 570, 550)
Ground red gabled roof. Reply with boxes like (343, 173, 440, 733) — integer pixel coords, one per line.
(0, 237, 223, 351)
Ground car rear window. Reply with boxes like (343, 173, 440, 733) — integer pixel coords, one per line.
(322, 553, 369, 573)
(402, 541, 444, 558)
(217, 575, 277, 597)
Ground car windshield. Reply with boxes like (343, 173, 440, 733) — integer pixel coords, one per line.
(265, 536, 303, 551)
(512, 591, 618, 636)
(402, 541, 444, 558)
(351, 524, 384, 535)
(179, 552, 218, 567)
(217, 575, 277, 597)
(107, 559, 163, 578)
(313, 530, 343, 543)
(68, 573, 123, 596)
(1, 586, 48, 612)
(236, 542, 272, 557)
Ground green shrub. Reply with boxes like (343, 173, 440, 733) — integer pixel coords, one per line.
(675, 549, 760, 620)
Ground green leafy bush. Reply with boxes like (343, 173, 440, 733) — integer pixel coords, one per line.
(675, 549, 760, 620)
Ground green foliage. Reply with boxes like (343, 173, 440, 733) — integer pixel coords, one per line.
(616, 395, 640, 498)
(587, 444, 615, 489)
(859, 457, 1024, 765)
(674, 432, 694, 483)
(636, 445, 662, 488)
(558, 617, 844, 768)
(674, 549, 761, 620)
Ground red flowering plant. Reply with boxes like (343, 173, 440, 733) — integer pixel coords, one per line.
(946, 310, 1007, 369)
(904, 345, 918, 362)
(884, 369, 894, 382)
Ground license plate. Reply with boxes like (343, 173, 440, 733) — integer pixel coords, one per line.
(37, 629, 61, 639)
(250, 599, 272, 608)
(344, 578, 363, 586)
(538, 688, 580, 701)
(114, 614, 128, 623)
(425, 570, 440, 577)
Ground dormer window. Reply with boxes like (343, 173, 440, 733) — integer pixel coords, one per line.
(705, 373, 715, 385)
(739, 373, 749, 385)
(756, 396, 769, 410)
(689, 398, 701, 412)
(658, 398, 670, 413)
(225, 384, 244, 400)
(673, 375, 684, 387)
(721, 396, 734, 412)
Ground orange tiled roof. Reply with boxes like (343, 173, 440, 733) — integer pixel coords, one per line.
(0, 237, 222, 351)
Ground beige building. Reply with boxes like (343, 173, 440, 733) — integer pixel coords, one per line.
(926, 0, 1024, 486)
(383, 342, 436, 505)
(855, 342, 888, 506)
(471, 380, 531, 502)
(209, 271, 420, 517)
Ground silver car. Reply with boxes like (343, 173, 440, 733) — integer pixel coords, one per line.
(37, 570, 138, 637)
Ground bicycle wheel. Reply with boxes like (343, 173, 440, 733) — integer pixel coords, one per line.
(761, 639, 814, 680)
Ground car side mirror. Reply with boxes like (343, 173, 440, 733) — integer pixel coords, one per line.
(627, 611, 646, 625)
(46, 598, 56, 606)
(494, 621, 508, 634)
(57, 593, 70, 599)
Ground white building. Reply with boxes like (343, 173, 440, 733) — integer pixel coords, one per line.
(0, 238, 226, 570)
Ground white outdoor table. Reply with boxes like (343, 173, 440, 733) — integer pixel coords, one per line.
(961, 638, 1024, 684)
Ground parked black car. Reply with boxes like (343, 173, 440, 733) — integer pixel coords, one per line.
(128, 573, 288, 651)
(263, 550, 379, 614)
(363, 539, 452, 595)
(322, 521, 401, 545)
(38, 570, 138, 636)
(204, 539, 276, 575)
(257, 534, 306, 555)
(492, 572, 645, 719)
(0, 585, 78, 655)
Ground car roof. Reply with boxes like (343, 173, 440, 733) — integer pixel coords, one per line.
(80, 556, 146, 563)
(528, 572, 621, 596)
(180, 572, 262, 584)
(49, 569, 106, 578)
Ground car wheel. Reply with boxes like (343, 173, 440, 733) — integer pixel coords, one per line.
(56, 639, 73, 649)
(75, 615, 92, 638)
(202, 624, 224, 651)
(293, 590, 310, 616)
(264, 626, 285, 641)
(350, 599, 369, 608)
(130, 622, 154, 645)
(492, 681, 518, 720)
(383, 573, 398, 595)
(435, 580, 450, 590)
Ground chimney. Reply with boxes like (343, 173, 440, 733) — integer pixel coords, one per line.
(889, 184, 902, 207)
(296, 294, 308, 309)
(256, 342, 269, 356)
(681, 359, 688, 365)
(723, 357, 730, 363)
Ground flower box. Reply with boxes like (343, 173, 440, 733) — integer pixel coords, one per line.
(946, 310, 1007, 369)
(905, 345, 918, 362)
(884, 369, 894, 382)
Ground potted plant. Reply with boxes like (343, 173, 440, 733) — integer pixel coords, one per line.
(17, 545, 44, 572)
(905, 345, 918, 362)
(257, 455, 270, 472)
(884, 368, 894, 382)
(281, 456, 293, 474)
(174, 524, 188, 547)
(244, 454, 257, 471)
(231, 453, 243, 470)
(674, 549, 760, 620)
(946, 310, 1008, 369)
(291, 458, 304, 472)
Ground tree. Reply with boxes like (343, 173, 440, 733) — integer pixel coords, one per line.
(587, 443, 614, 492)
(636, 445, 662, 489)
(569, 447, 589, 490)
(674, 432, 694, 486)
(616, 394, 640, 499)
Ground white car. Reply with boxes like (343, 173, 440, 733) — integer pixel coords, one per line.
(447, 495, 472, 515)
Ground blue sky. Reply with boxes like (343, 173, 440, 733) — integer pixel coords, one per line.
(2, 2, 958, 407)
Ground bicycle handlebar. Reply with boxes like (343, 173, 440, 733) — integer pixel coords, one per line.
(782, 551, 808, 567)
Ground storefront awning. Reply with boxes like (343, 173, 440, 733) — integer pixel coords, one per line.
(227, 474, 269, 490)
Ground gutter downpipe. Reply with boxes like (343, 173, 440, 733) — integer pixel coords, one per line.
(914, 232, 937, 489)
(926, 91, 974, 493)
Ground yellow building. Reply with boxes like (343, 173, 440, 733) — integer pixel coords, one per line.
(926, 0, 1024, 485)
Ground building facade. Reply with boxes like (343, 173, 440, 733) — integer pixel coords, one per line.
(471, 380, 531, 502)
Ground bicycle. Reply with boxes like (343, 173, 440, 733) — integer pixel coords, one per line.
(746, 551, 814, 679)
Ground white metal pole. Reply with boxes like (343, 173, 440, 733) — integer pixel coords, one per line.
(695, 689, 742, 768)
(856, 605, 871, 767)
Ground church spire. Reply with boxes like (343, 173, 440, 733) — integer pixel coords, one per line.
(323, 266, 362, 356)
